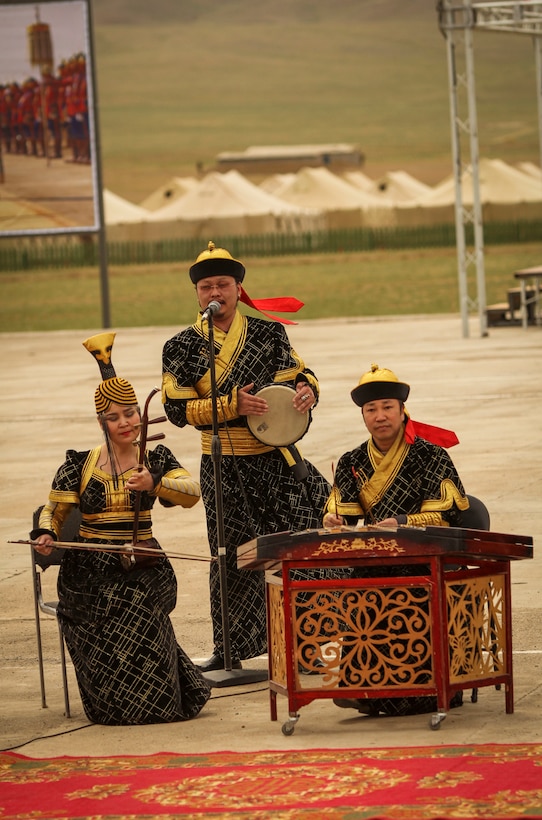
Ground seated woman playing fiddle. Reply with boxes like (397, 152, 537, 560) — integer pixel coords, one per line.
(31, 332, 211, 725)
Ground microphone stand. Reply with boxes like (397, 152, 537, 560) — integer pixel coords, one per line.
(203, 311, 268, 688)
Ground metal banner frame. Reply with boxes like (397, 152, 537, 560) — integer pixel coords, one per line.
(0, 0, 110, 326)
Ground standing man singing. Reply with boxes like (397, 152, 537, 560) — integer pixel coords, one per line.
(162, 242, 330, 672)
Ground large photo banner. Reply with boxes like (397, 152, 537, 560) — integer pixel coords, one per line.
(0, 0, 99, 236)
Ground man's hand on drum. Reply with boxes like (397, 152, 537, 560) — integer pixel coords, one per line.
(237, 383, 269, 416)
(294, 382, 314, 413)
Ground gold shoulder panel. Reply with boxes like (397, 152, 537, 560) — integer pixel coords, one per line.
(162, 372, 199, 402)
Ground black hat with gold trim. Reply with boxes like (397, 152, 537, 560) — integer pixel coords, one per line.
(189, 240, 245, 284)
(82, 332, 138, 414)
(351, 363, 410, 407)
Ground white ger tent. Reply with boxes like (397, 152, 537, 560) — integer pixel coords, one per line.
(367, 170, 433, 203)
(391, 158, 542, 227)
(138, 176, 199, 212)
(418, 158, 542, 206)
(341, 170, 378, 192)
(515, 162, 542, 182)
(267, 166, 395, 228)
(134, 170, 324, 239)
(103, 189, 150, 225)
(259, 173, 297, 196)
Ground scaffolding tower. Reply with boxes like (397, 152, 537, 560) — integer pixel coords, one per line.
(436, 1, 542, 337)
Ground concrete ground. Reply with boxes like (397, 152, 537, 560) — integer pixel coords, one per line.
(0, 314, 540, 757)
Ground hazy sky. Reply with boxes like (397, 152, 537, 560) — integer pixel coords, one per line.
(0, 1, 88, 84)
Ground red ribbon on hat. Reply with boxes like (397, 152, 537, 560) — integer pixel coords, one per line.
(405, 417, 459, 448)
(240, 286, 304, 325)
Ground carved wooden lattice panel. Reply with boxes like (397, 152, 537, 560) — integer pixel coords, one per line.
(291, 585, 434, 691)
(446, 574, 506, 683)
(268, 583, 287, 686)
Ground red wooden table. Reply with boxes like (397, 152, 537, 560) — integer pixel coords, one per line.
(238, 525, 533, 734)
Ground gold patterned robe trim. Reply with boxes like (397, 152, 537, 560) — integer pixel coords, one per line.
(161, 372, 198, 403)
(201, 427, 275, 456)
(201, 313, 247, 393)
(403, 481, 469, 527)
(153, 470, 201, 507)
(336, 501, 364, 517)
(324, 486, 363, 518)
(419, 478, 470, 512)
(38, 500, 76, 539)
(80, 448, 101, 495)
(406, 511, 447, 527)
(48, 489, 80, 505)
(79, 510, 152, 544)
(185, 391, 239, 427)
(360, 432, 408, 511)
(39, 500, 154, 542)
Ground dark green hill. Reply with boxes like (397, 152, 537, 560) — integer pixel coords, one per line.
(93, 0, 429, 26)
(90, 0, 538, 203)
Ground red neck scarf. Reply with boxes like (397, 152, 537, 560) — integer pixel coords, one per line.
(239, 286, 303, 325)
(404, 416, 459, 448)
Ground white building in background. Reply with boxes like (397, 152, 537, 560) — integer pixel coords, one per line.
(216, 143, 364, 174)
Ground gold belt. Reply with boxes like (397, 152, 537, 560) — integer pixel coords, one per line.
(201, 427, 275, 456)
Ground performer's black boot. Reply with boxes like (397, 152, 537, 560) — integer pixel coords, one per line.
(197, 653, 242, 672)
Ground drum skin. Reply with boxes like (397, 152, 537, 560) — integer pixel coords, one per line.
(247, 385, 309, 446)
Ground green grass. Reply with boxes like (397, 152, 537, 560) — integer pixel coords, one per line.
(2, 243, 540, 332)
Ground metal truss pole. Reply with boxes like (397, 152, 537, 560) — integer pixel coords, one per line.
(444, 30, 470, 337)
(87, 0, 111, 328)
(438, 0, 486, 338)
(465, 20, 488, 338)
(437, 1, 542, 339)
(535, 35, 542, 174)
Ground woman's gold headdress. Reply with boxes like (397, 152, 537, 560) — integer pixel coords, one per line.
(82, 332, 138, 414)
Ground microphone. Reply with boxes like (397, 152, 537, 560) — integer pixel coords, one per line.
(201, 301, 221, 321)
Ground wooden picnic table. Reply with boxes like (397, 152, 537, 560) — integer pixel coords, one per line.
(514, 266, 542, 328)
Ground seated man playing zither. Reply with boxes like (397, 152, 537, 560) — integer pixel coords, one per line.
(323, 363, 469, 717)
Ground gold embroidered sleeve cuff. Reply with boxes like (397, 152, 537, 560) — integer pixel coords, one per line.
(152, 468, 201, 508)
(39, 500, 78, 539)
(406, 512, 447, 527)
(185, 388, 239, 427)
(324, 487, 363, 519)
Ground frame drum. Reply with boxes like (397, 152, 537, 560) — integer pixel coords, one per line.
(247, 385, 309, 446)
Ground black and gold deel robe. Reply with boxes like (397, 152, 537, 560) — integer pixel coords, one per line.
(325, 429, 469, 717)
(162, 311, 331, 660)
(33, 444, 210, 726)
(325, 430, 468, 529)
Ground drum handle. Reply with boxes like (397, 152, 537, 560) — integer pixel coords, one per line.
(286, 444, 309, 482)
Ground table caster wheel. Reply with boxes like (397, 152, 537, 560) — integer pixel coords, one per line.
(430, 711, 446, 730)
(281, 713, 299, 736)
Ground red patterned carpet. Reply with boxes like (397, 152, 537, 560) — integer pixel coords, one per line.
(1, 743, 541, 819)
